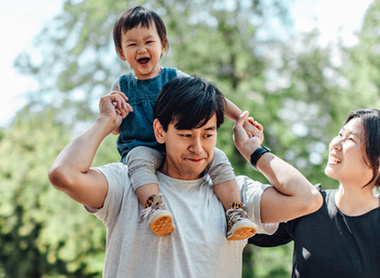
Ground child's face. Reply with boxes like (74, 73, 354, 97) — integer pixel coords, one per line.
(117, 23, 167, 80)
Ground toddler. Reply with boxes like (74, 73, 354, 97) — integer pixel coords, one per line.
(110, 6, 258, 240)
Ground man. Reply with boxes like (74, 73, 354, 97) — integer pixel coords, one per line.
(49, 76, 322, 277)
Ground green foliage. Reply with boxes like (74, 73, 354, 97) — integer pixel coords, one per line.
(343, 0, 380, 110)
(0, 107, 108, 277)
(243, 244, 293, 278)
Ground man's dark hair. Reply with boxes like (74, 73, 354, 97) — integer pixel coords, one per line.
(154, 76, 226, 131)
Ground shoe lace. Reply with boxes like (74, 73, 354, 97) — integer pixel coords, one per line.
(226, 208, 248, 226)
(139, 193, 166, 224)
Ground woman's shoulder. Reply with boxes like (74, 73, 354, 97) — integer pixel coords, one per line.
(318, 186, 337, 197)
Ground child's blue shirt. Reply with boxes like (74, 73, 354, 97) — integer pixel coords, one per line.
(115, 67, 181, 160)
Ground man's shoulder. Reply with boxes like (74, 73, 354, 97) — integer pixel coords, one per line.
(236, 175, 255, 183)
(236, 175, 272, 201)
(97, 162, 126, 169)
(236, 175, 270, 191)
(96, 162, 129, 179)
(237, 175, 279, 234)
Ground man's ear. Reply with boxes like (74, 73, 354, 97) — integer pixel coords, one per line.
(116, 47, 126, 61)
(154, 119, 166, 144)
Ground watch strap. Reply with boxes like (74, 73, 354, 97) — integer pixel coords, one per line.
(250, 146, 271, 171)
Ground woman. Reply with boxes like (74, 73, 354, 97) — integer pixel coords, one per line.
(250, 108, 380, 278)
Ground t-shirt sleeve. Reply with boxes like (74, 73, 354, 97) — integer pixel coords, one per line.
(207, 147, 236, 185)
(176, 69, 190, 78)
(84, 163, 130, 227)
(110, 78, 121, 91)
(248, 221, 294, 247)
(237, 175, 279, 235)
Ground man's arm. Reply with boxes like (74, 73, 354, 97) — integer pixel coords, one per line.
(48, 92, 129, 209)
(233, 111, 323, 223)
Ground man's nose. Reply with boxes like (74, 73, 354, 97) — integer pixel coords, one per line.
(189, 137, 203, 154)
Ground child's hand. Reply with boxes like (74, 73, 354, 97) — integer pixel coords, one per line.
(243, 115, 264, 145)
(108, 91, 133, 115)
(100, 91, 133, 133)
(110, 91, 133, 134)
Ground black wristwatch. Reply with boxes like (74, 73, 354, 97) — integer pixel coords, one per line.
(250, 146, 271, 172)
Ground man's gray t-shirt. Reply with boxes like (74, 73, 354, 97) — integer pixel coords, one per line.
(86, 162, 278, 278)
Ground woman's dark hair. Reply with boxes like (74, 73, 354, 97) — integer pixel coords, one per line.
(345, 108, 380, 188)
(154, 76, 226, 132)
(113, 6, 168, 54)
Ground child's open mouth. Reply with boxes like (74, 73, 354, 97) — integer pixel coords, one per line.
(138, 58, 150, 64)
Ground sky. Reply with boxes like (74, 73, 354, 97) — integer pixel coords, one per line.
(1, 0, 63, 127)
(0, 0, 375, 127)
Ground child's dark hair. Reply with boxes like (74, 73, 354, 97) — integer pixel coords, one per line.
(113, 6, 168, 55)
(345, 108, 380, 188)
(154, 76, 226, 132)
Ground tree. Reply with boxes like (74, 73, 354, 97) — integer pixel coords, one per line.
(0, 105, 119, 277)
(343, 0, 380, 111)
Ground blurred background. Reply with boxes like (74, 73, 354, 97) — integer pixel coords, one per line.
(0, 0, 378, 277)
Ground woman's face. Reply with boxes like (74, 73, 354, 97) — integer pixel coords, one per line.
(325, 118, 373, 186)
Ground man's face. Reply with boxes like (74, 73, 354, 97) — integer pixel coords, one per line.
(155, 114, 218, 180)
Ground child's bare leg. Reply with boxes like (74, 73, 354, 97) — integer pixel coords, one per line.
(209, 147, 257, 240)
(135, 183, 160, 206)
(214, 179, 258, 241)
(213, 179, 241, 210)
(127, 146, 175, 236)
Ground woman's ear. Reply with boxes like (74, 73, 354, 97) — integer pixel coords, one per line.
(154, 119, 166, 144)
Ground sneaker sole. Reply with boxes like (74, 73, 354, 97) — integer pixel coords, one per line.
(148, 211, 176, 237)
(227, 219, 258, 241)
(227, 227, 256, 240)
(227, 226, 257, 241)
